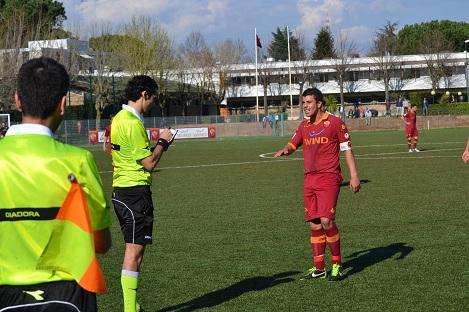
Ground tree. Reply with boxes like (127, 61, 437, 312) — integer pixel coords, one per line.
(292, 32, 317, 119)
(312, 26, 335, 60)
(268, 26, 305, 62)
(88, 24, 121, 129)
(179, 31, 213, 116)
(331, 33, 357, 116)
(419, 29, 454, 91)
(209, 39, 249, 110)
(0, 0, 66, 45)
(116, 16, 176, 116)
(370, 21, 399, 116)
(397, 20, 469, 54)
(0, 1, 69, 111)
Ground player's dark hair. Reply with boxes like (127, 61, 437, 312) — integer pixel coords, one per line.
(125, 75, 158, 102)
(302, 87, 324, 106)
(17, 57, 70, 119)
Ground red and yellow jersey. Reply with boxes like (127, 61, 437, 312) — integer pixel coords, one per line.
(289, 112, 351, 175)
(403, 111, 416, 129)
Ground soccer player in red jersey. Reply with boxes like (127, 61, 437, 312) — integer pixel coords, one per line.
(402, 105, 420, 152)
(274, 88, 360, 281)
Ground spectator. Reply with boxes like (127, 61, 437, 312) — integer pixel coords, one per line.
(396, 96, 404, 117)
(347, 109, 353, 119)
(0, 122, 8, 138)
(402, 98, 410, 109)
(365, 107, 372, 126)
(422, 97, 429, 116)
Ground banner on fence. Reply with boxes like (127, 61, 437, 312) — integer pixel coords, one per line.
(88, 127, 215, 144)
(172, 127, 216, 139)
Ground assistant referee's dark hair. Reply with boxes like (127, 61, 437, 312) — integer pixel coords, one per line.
(17, 57, 70, 119)
(302, 87, 325, 106)
(125, 75, 158, 102)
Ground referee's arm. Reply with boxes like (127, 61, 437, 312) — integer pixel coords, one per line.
(140, 129, 173, 171)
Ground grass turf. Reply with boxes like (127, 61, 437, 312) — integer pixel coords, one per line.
(93, 127, 468, 311)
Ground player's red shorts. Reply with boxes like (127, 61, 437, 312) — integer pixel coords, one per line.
(405, 127, 418, 139)
(303, 172, 342, 221)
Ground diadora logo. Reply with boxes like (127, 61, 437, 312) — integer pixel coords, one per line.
(5, 211, 40, 218)
(305, 137, 329, 145)
(23, 290, 45, 301)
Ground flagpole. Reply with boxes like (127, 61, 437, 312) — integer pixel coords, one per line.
(287, 25, 293, 120)
(255, 28, 259, 122)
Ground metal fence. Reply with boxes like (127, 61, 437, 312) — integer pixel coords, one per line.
(5, 110, 468, 146)
(52, 114, 275, 145)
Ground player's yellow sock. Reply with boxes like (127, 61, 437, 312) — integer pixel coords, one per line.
(121, 270, 139, 312)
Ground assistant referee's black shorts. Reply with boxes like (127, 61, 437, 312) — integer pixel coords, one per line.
(0, 281, 96, 312)
(112, 185, 154, 245)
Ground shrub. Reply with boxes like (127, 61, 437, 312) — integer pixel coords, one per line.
(409, 92, 423, 107)
(427, 102, 469, 115)
(439, 93, 451, 105)
(325, 95, 339, 113)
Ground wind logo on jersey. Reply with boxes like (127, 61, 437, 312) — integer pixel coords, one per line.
(304, 137, 329, 145)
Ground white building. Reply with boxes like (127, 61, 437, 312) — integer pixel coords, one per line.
(222, 52, 468, 108)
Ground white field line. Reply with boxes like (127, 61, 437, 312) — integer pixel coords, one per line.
(259, 147, 461, 159)
(98, 142, 463, 174)
(98, 158, 299, 174)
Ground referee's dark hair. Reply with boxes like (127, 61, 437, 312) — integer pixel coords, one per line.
(125, 75, 158, 102)
(17, 57, 70, 119)
(302, 87, 325, 106)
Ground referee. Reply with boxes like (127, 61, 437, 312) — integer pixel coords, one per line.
(110, 75, 173, 312)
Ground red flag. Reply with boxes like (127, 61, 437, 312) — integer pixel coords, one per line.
(256, 35, 262, 48)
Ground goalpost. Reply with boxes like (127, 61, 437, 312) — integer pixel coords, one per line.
(0, 113, 10, 137)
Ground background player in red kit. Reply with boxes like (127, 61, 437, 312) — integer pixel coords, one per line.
(275, 88, 360, 281)
(402, 105, 420, 152)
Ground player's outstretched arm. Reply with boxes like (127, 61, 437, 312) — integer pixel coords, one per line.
(274, 145, 292, 157)
(344, 149, 360, 193)
(462, 138, 469, 163)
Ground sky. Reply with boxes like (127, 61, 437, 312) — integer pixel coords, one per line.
(60, 0, 469, 56)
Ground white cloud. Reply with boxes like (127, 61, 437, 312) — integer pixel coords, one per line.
(297, 0, 345, 35)
(369, 0, 404, 14)
(75, 0, 168, 23)
(62, 0, 230, 39)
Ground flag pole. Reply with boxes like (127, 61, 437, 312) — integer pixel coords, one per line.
(255, 28, 259, 122)
(287, 25, 293, 120)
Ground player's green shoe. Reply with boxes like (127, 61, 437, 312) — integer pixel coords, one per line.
(328, 263, 344, 281)
(300, 267, 327, 280)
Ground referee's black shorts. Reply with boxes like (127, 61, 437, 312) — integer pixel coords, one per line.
(0, 281, 96, 312)
(112, 185, 154, 245)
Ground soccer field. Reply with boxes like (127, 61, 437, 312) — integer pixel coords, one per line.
(92, 127, 468, 312)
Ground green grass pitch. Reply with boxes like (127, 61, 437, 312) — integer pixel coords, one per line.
(92, 127, 468, 311)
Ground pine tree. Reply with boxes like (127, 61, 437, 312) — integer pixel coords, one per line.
(312, 26, 335, 60)
(268, 27, 305, 61)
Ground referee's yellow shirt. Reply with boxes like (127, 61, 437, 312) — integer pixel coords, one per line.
(111, 106, 152, 187)
(0, 124, 110, 286)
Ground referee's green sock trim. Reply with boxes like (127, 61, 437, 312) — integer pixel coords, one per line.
(121, 270, 139, 312)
